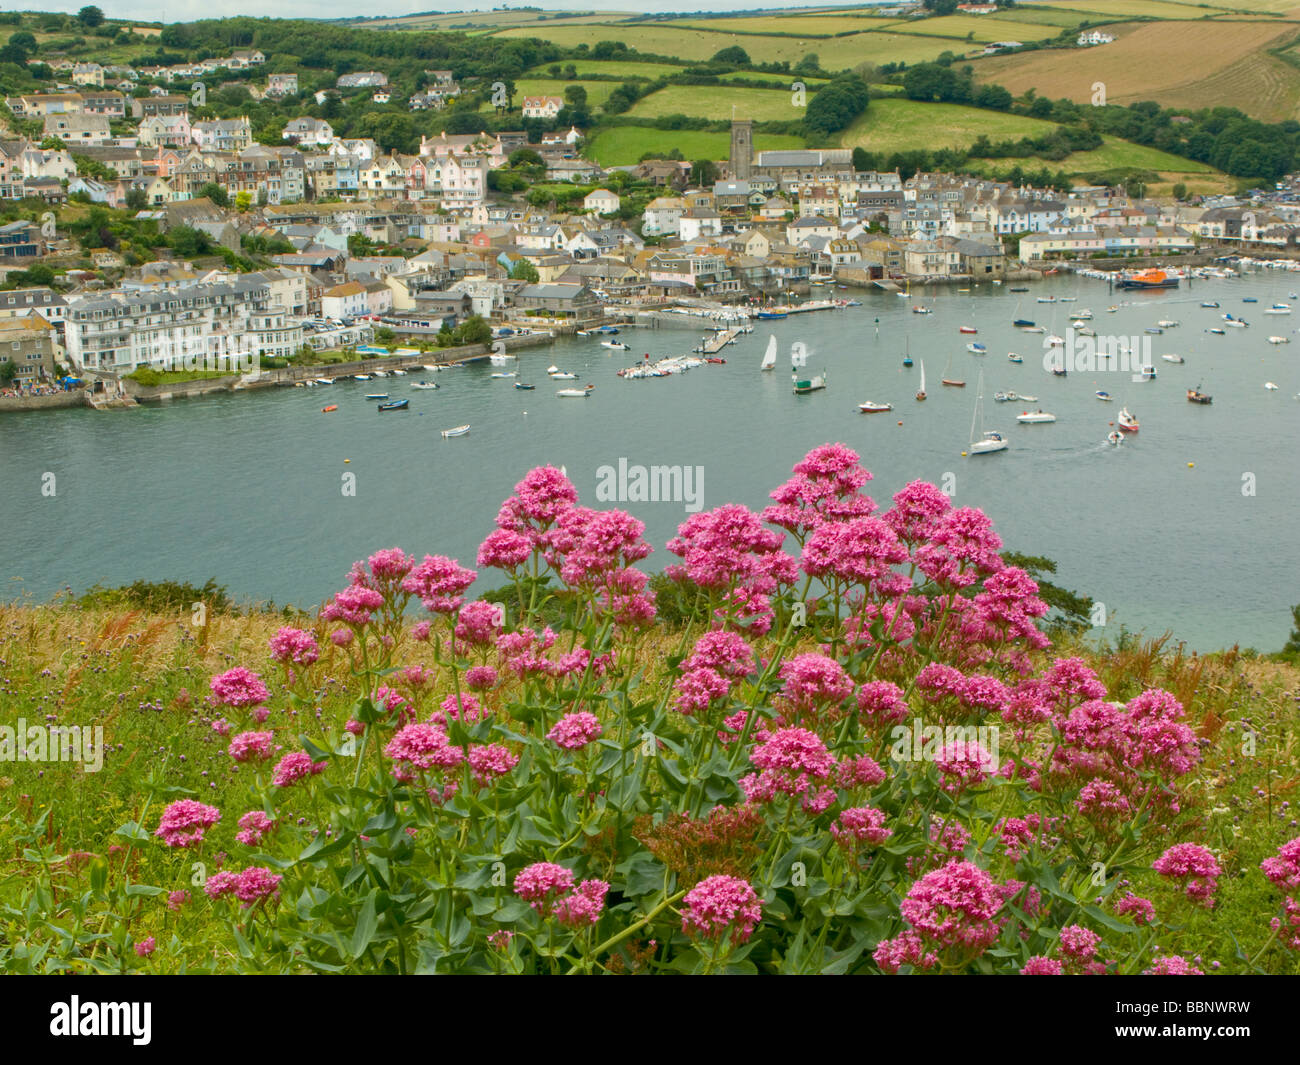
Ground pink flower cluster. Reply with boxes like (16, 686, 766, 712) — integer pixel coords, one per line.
(680, 875, 763, 946)
(553, 880, 610, 929)
(154, 800, 222, 848)
(547, 712, 602, 750)
(740, 728, 835, 804)
(831, 807, 892, 853)
(384, 723, 464, 782)
(513, 862, 575, 916)
(403, 555, 477, 615)
(228, 730, 275, 764)
(268, 627, 319, 667)
(209, 667, 268, 710)
(468, 743, 519, 785)
(1153, 843, 1221, 907)
(205, 866, 283, 907)
(235, 811, 276, 847)
(271, 751, 328, 788)
(878, 859, 1008, 970)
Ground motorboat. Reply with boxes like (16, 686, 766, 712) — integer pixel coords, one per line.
(377, 399, 409, 411)
(858, 400, 893, 413)
(1016, 410, 1056, 423)
(441, 424, 470, 437)
(1117, 407, 1139, 432)
(410, 381, 440, 389)
(1095, 390, 1113, 401)
(1161, 354, 1184, 363)
(1008, 352, 1023, 363)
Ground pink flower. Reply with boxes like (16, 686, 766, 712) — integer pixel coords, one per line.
(856, 681, 910, 728)
(835, 754, 888, 790)
(832, 807, 892, 850)
(681, 875, 763, 945)
(881, 479, 951, 544)
(268, 627, 319, 666)
(1262, 837, 1300, 892)
(674, 667, 731, 716)
(934, 740, 998, 794)
(1058, 924, 1100, 965)
(1021, 956, 1063, 975)
(1271, 896, 1300, 951)
(665, 504, 796, 607)
(330, 628, 354, 646)
(915, 507, 1004, 589)
(477, 528, 533, 571)
(873, 929, 938, 974)
(455, 601, 504, 648)
(403, 555, 477, 614)
(431, 692, 486, 728)
(488, 929, 514, 952)
(204, 871, 239, 899)
(1153, 843, 1221, 907)
(321, 585, 385, 627)
(271, 751, 327, 788)
(763, 443, 876, 539)
(134, 936, 156, 958)
(682, 630, 756, 680)
(554, 880, 609, 929)
(1144, 955, 1203, 975)
(410, 621, 432, 642)
(514, 862, 575, 915)
(778, 654, 854, 713)
(154, 800, 222, 848)
(1114, 893, 1156, 926)
(465, 665, 499, 691)
(468, 743, 518, 785)
(899, 860, 1005, 954)
(166, 890, 190, 912)
(211, 718, 231, 736)
(547, 711, 602, 750)
(800, 516, 908, 589)
(352, 547, 415, 585)
(209, 667, 268, 709)
(549, 506, 652, 588)
(235, 811, 276, 847)
(496, 466, 579, 539)
(384, 723, 463, 779)
(233, 866, 282, 907)
(228, 730, 275, 763)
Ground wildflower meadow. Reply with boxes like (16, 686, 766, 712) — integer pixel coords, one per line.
(2, 443, 1298, 976)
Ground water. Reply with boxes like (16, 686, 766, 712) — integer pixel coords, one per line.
(2, 272, 1297, 651)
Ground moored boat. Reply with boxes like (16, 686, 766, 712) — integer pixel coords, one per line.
(377, 399, 409, 411)
(1016, 410, 1056, 423)
(441, 424, 470, 438)
(858, 400, 893, 413)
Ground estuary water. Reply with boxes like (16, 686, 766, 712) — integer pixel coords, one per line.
(2, 271, 1297, 651)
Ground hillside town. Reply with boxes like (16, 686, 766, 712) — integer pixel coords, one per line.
(3, 47, 1299, 399)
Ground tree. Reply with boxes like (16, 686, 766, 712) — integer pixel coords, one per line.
(509, 147, 544, 168)
(125, 186, 148, 210)
(167, 225, 213, 259)
(852, 146, 875, 172)
(563, 84, 588, 112)
(7, 31, 36, 56)
(452, 315, 492, 346)
(77, 6, 105, 27)
(711, 45, 751, 66)
(1171, 182, 1188, 201)
(198, 182, 229, 208)
(0, 360, 16, 386)
(235, 190, 253, 212)
(691, 159, 718, 186)
(510, 258, 539, 283)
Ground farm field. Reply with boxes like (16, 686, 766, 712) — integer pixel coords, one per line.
(841, 98, 1061, 153)
(358, 11, 632, 31)
(491, 25, 968, 68)
(584, 126, 804, 166)
(525, 60, 685, 79)
(888, 14, 1067, 41)
(664, 15, 902, 35)
(625, 85, 807, 122)
(1050, 0, 1240, 17)
(493, 80, 621, 110)
(970, 19, 1300, 120)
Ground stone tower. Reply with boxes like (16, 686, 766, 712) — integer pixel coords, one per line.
(729, 118, 753, 180)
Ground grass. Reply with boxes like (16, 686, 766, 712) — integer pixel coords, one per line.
(663, 15, 904, 35)
(1050, 0, 1240, 17)
(481, 79, 621, 112)
(585, 126, 805, 166)
(625, 84, 810, 122)
(970, 19, 1300, 120)
(841, 98, 1062, 153)
(524, 60, 685, 79)
(886, 14, 1069, 42)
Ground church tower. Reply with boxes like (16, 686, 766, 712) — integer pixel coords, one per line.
(729, 118, 753, 180)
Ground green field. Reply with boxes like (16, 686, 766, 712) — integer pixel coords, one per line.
(525, 60, 685, 79)
(626, 85, 808, 122)
(664, 15, 902, 35)
(1052, 0, 1237, 17)
(585, 126, 805, 166)
(841, 98, 1061, 153)
(507, 79, 621, 108)
(885, 15, 1067, 42)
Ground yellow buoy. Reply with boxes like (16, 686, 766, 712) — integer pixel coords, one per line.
(344, 459, 351, 464)
(1187, 462, 1194, 468)
(960, 451, 968, 457)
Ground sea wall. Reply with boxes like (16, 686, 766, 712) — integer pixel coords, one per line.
(0, 390, 89, 413)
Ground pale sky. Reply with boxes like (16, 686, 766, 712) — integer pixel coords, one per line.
(22, 1, 893, 25)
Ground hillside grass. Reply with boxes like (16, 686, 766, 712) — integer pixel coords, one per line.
(585, 126, 805, 166)
(841, 98, 1062, 153)
(625, 84, 809, 122)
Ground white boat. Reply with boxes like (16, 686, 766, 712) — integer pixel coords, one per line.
(1008, 352, 1023, 363)
(1017, 410, 1056, 424)
(353, 374, 372, 381)
(372, 370, 390, 378)
(1046, 335, 1064, 347)
(993, 391, 1017, 402)
(601, 340, 630, 351)
(859, 400, 893, 413)
(1266, 305, 1291, 314)
(410, 381, 440, 390)
(1209, 328, 1226, 335)
(761, 334, 777, 372)
(1037, 296, 1057, 304)
(490, 372, 517, 378)
(1117, 407, 1139, 432)
(916, 360, 927, 401)
(1157, 320, 1179, 328)
(489, 354, 513, 365)
(1095, 390, 1113, 401)
(1074, 308, 1094, 320)
(441, 424, 470, 438)
(967, 342, 987, 354)
(391, 369, 407, 376)
(1017, 393, 1038, 402)
(1107, 430, 1124, 446)
(1021, 325, 1045, 334)
(1265, 381, 1280, 390)
(1268, 335, 1290, 344)
(557, 386, 594, 397)
(314, 377, 334, 385)
(550, 371, 578, 380)
(1138, 365, 1157, 380)
(1161, 354, 1184, 363)
(967, 370, 1007, 454)
(423, 364, 442, 372)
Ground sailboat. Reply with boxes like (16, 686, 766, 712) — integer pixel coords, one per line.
(761, 334, 777, 371)
(941, 354, 965, 387)
(902, 335, 913, 367)
(967, 370, 1007, 454)
(916, 360, 927, 401)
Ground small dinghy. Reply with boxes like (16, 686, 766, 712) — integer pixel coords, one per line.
(1095, 390, 1112, 401)
(441, 424, 470, 438)
(515, 382, 535, 390)
(377, 399, 409, 411)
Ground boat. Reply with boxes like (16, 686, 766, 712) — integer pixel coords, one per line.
(1117, 407, 1139, 432)
(1046, 334, 1064, 347)
(761, 334, 777, 372)
(372, 371, 390, 378)
(1243, 297, 1258, 303)
(1008, 352, 1023, 363)
(1050, 361, 1067, 377)
(1222, 314, 1248, 328)
(1265, 381, 1280, 390)
(364, 393, 389, 400)
(1017, 410, 1056, 423)
(793, 369, 828, 394)
(1037, 296, 1057, 304)
(1107, 430, 1124, 446)
(490, 372, 517, 378)
(321, 405, 337, 413)
(1095, 390, 1112, 401)
(1075, 309, 1094, 320)
(940, 355, 964, 387)
(1157, 320, 1178, 328)
(441, 424, 470, 438)
(1161, 354, 1185, 363)
(410, 381, 440, 389)
(1187, 384, 1212, 404)
(1209, 328, 1226, 335)
(1201, 301, 1220, 308)
(377, 399, 409, 411)
(391, 369, 407, 376)
(916, 360, 927, 401)
(557, 388, 592, 397)
(314, 377, 335, 385)
(1117, 268, 1178, 290)
(756, 311, 788, 320)
(967, 342, 987, 354)
(911, 305, 931, 315)
(1009, 287, 1029, 293)
(1267, 335, 1290, 344)
(1266, 304, 1291, 315)
(353, 374, 372, 381)
(1013, 318, 1036, 328)
(993, 391, 1018, 402)
(515, 382, 535, 390)
(601, 340, 630, 351)
(422, 364, 442, 372)
(959, 326, 977, 334)
(1145, 327, 1163, 335)
(859, 400, 893, 413)
(1137, 365, 1157, 381)
(967, 369, 1006, 455)
(1018, 394, 1038, 402)
(1059, 296, 1076, 302)
(550, 371, 578, 380)
(1022, 325, 1045, 334)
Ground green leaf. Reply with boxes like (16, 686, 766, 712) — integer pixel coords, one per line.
(124, 884, 163, 897)
(349, 892, 379, 960)
(299, 734, 331, 762)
